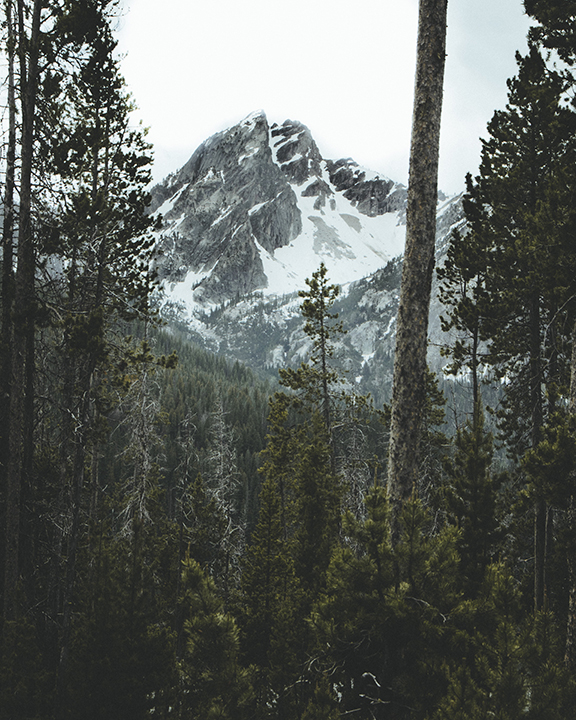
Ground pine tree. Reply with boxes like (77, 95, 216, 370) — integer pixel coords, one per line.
(178, 556, 252, 719)
(243, 267, 348, 717)
(240, 474, 302, 718)
(0, 1, 162, 707)
(437, 219, 492, 412)
(524, 0, 576, 66)
(439, 44, 576, 612)
(50, 7, 158, 695)
(65, 525, 177, 720)
(432, 565, 573, 720)
(292, 413, 342, 605)
(444, 401, 500, 596)
(278, 262, 345, 449)
(310, 483, 461, 719)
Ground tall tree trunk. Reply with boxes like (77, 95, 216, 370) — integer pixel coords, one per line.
(387, 0, 448, 541)
(3, 0, 42, 626)
(0, 0, 17, 618)
(529, 291, 545, 612)
(1, 0, 17, 456)
(564, 318, 576, 668)
(55, 363, 94, 717)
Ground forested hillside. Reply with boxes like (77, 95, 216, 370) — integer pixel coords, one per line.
(3, 1, 576, 719)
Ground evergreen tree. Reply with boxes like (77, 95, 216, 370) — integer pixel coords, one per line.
(51, 8, 158, 691)
(443, 401, 500, 596)
(178, 556, 252, 720)
(292, 413, 342, 605)
(432, 566, 573, 720)
(278, 262, 345, 449)
(242, 267, 348, 717)
(311, 483, 461, 719)
(437, 220, 491, 412)
(439, 44, 576, 611)
(0, 2, 163, 710)
(240, 474, 302, 718)
(524, 0, 576, 66)
(66, 528, 177, 720)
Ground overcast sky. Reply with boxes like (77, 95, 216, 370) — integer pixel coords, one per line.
(116, 0, 531, 195)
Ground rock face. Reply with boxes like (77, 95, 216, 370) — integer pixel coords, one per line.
(151, 111, 409, 305)
(150, 112, 300, 302)
(326, 158, 408, 216)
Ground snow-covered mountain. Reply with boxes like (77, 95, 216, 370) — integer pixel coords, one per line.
(150, 110, 409, 307)
(150, 111, 465, 402)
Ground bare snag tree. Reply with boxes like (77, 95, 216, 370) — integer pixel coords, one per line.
(387, 0, 448, 539)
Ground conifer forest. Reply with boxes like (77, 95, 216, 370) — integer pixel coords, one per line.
(4, 1, 576, 718)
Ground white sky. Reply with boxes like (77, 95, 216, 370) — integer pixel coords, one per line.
(116, 0, 531, 196)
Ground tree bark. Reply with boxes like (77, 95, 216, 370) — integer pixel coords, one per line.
(0, 0, 17, 621)
(529, 291, 545, 612)
(3, 0, 42, 626)
(1, 0, 17, 455)
(564, 318, 576, 668)
(387, 0, 448, 541)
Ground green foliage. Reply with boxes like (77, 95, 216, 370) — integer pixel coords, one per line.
(179, 556, 253, 719)
(443, 402, 500, 595)
(522, 411, 576, 506)
(311, 485, 461, 719)
(0, 616, 51, 720)
(278, 262, 345, 435)
(440, 45, 576, 453)
(525, 0, 576, 66)
(437, 33, 576, 623)
(240, 474, 303, 717)
(292, 413, 342, 601)
(66, 522, 178, 720)
(432, 566, 574, 720)
(301, 678, 340, 720)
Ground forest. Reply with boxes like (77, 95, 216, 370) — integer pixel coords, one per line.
(3, 0, 576, 718)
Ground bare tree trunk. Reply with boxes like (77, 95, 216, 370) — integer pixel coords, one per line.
(1, 0, 17, 452)
(529, 291, 545, 612)
(564, 319, 576, 668)
(387, 0, 448, 541)
(0, 0, 17, 621)
(3, 0, 42, 625)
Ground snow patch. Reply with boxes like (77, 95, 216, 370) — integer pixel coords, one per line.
(238, 145, 260, 164)
(154, 185, 188, 217)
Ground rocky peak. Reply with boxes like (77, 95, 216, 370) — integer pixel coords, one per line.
(270, 119, 324, 185)
(151, 111, 450, 307)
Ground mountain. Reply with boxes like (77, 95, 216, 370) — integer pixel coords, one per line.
(150, 111, 465, 404)
(150, 110, 410, 304)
